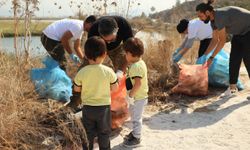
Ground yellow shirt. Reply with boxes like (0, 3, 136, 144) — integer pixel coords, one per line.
(74, 64, 117, 106)
(127, 59, 148, 100)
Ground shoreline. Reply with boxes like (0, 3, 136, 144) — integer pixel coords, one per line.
(1, 33, 42, 38)
(0, 20, 51, 38)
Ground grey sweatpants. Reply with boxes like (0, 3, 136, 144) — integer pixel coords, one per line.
(130, 98, 148, 138)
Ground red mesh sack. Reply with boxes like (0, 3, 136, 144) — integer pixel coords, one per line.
(171, 64, 208, 96)
(111, 76, 129, 129)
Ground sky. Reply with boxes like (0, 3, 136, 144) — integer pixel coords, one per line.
(0, 0, 187, 18)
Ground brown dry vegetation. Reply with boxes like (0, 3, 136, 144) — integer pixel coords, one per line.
(0, 53, 87, 149)
(142, 28, 199, 104)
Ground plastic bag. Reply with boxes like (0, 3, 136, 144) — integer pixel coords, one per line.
(196, 49, 244, 90)
(171, 64, 208, 96)
(30, 56, 72, 102)
(111, 76, 129, 129)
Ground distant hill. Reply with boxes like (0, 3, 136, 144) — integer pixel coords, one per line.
(149, 0, 250, 23)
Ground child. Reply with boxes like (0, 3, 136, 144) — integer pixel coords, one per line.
(122, 37, 148, 148)
(71, 36, 118, 150)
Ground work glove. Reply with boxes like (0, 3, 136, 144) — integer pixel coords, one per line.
(116, 70, 124, 80)
(172, 48, 182, 58)
(173, 53, 183, 63)
(126, 92, 135, 105)
(70, 54, 81, 65)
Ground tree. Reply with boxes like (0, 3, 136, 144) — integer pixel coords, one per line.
(140, 12, 146, 18)
(12, 0, 21, 63)
(150, 6, 156, 12)
(83, 0, 140, 18)
(11, 0, 39, 64)
(176, 0, 181, 6)
(126, 0, 131, 18)
(23, 0, 39, 63)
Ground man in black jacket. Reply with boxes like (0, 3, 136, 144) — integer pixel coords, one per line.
(87, 16, 134, 77)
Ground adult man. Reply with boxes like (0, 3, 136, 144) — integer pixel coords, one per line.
(196, 1, 250, 97)
(88, 16, 134, 76)
(41, 15, 96, 71)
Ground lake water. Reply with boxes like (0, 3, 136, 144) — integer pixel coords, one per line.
(0, 36, 47, 56)
(0, 32, 165, 56)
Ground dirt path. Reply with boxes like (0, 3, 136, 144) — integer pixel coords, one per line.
(110, 88, 250, 150)
(108, 52, 250, 150)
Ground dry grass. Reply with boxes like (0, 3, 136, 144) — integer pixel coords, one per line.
(142, 28, 200, 109)
(142, 32, 175, 105)
(0, 53, 87, 149)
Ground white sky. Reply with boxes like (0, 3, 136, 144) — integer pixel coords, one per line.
(0, 0, 187, 17)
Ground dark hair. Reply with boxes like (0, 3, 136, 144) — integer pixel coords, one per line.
(98, 17, 118, 36)
(123, 37, 144, 57)
(85, 15, 97, 24)
(196, 0, 214, 13)
(84, 36, 107, 61)
(177, 19, 189, 33)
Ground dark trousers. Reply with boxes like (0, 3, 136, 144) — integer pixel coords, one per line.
(107, 44, 127, 72)
(229, 31, 250, 84)
(199, 38, 212, 57)
(40, 33, 67, 71)
(82, 105, 111, 150)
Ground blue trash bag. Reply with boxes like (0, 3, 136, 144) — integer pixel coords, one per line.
(30, 56, 72, 101)
(196, 49, 244, 90)
(42, 56, 60, 69)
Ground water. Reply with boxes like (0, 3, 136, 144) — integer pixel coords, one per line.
(0, 36, 47, 56)
(0, 31, 166, 56)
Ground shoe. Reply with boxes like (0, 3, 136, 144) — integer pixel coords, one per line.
(123, 133, 141, 148)
(123, 132, 133, 140)
(220, 87, 238, 98)
(247, 96, 250, 100)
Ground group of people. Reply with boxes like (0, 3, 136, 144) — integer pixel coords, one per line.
(40, 0, 250, 149)
(41, 15, 147, 149)
(174, 0, 250, 98)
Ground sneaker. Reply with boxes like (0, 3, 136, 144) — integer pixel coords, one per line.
(123, 133, 141, 148)
(247, 96, 250, 100)
(123, 132, 133, 140)
(220, 87, 238, 98)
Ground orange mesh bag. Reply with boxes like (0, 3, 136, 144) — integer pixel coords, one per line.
(171, 64, 208, 96)
(111, 76, 129, 129)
